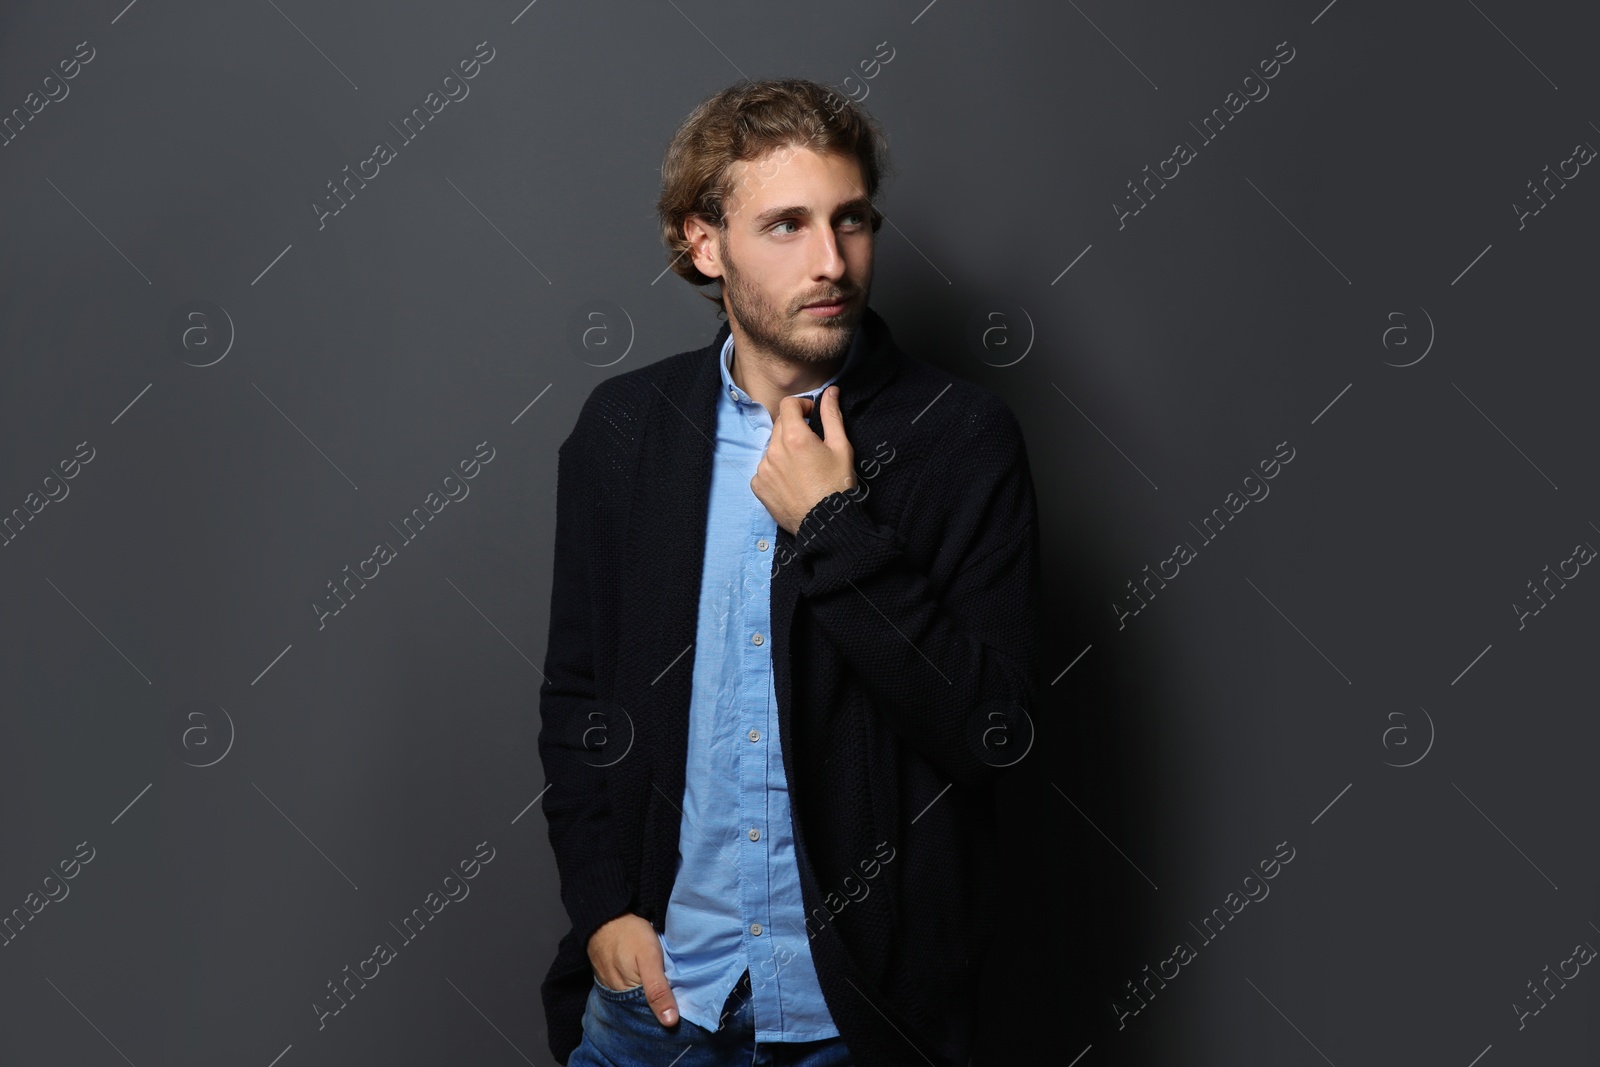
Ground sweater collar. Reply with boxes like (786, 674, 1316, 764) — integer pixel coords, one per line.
(717, 322, 865, 409)
(695, 304, 901, 430)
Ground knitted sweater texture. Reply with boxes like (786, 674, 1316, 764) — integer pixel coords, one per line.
(537, 306, 1041, 1066)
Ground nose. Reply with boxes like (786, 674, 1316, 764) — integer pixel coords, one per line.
(812, 225, 847, 282)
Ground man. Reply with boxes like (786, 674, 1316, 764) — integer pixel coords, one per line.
(538, 78, 1040, 1067)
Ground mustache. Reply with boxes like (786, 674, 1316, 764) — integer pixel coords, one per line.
(798, 290, 856, 309)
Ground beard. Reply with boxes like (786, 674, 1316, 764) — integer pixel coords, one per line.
(720, 239, 867, 367)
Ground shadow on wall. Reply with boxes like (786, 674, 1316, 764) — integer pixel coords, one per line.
(889, 300, 1172, 1067)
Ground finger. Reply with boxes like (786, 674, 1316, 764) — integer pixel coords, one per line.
(638, 946, 679, 1026)
(819, 385, 846, 441)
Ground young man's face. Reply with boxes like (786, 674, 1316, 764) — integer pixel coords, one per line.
(691, 144, 875, 367)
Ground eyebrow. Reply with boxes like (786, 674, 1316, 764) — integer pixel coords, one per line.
(749, 197, 873, 230)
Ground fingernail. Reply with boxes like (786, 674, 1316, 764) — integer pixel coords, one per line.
(663, 1007, 678, 1025)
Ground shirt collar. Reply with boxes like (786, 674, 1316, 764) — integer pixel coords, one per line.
(718, 322, 865, 407)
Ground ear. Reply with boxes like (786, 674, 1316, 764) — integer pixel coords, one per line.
(683, 216, 723, 279)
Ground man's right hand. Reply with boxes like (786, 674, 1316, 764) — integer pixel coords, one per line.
(587, 913, 680, 1027)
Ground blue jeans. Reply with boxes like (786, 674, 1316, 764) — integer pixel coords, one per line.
(567, 971, 854, 1067)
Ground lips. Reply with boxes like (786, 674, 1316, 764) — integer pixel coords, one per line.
(802, 295, 850, 309)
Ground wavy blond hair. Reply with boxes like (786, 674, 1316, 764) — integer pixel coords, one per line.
(656, 78, 891, 315)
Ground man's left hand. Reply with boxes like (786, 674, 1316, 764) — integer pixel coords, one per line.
(752, 385, 855, 536)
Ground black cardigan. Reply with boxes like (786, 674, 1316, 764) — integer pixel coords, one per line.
(537, 306, 1041, 1065)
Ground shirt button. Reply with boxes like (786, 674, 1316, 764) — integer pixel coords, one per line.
(757, 538, 769, 551)
(728, 386, 738, 400)
(748, 728, 760, 742)
(750, 923, 763, 936)
(748, 827, 760, 841)
(751, 632, 764, 646)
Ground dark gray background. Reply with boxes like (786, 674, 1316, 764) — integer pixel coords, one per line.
(2, 0, 1596, 1063)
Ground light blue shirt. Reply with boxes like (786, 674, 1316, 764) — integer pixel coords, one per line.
(657, 327, 863, 1039)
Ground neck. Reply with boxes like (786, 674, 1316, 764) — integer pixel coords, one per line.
(728, 329, 844, 420)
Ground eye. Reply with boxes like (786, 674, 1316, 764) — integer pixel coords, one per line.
(771, 220, 799, 235)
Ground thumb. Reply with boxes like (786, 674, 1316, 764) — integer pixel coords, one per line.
(637, 942, 679, 1026)
(820, 385, 845, 441)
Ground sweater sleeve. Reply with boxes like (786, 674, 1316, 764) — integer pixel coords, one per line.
(791, 396, 1041, 789)
(537, 425, 636, 956)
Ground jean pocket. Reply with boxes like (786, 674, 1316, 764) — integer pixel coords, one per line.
(592, 973, 646, 999)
